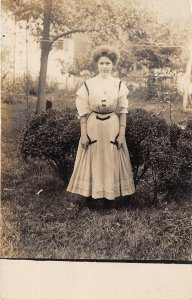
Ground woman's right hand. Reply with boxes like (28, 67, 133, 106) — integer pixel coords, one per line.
(81, 135, 89, 150)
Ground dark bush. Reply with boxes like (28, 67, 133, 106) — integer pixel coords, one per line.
(186, 119, 192, 131)
(176, 127, 192, 192)
(126, 109, 191, 201)
(126, 109, 168, 184)
(139, 123, 192, 201)
(142, 137, 183, 200)
(169, 123, 183, 149)
(20, 108, 80, 181)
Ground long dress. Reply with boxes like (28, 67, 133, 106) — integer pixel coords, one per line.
(66, 75, 135, 200)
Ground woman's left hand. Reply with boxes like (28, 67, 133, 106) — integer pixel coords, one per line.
(116, 135, 125, 149)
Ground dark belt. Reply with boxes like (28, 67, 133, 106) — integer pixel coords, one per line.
(92, 110, 114, 121)
(92, 110, 114, 115)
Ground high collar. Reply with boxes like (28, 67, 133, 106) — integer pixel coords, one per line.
(97, 74, 113, 80)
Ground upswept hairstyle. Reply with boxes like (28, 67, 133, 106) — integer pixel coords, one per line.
(92, 45, 120, 65)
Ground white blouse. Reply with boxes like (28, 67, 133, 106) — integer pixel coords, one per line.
(76, 75, 129, 118)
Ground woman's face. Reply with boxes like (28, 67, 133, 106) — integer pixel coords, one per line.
(97, 56, 113, 78)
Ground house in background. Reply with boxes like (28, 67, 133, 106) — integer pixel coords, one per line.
(2, 14, 90, 90)
(48, 38, 74, 86)
(50, 33, 91, 89)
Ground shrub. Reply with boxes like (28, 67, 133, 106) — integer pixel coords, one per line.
(140, 124, 192, 201)
(126, 109, 168, 184)
(24, 74, 38, 96)
(169, 123, 183, 149)
(146, 73, 181, 102)
(126, 109, 191, 201)
(20, 108, 80, 182)
(176, 126, 192, 192)
(1, 74, 38, 103)
(142, 137, 183, 201)
(186, 119, 192, 131)
(2, 76, 24, 103)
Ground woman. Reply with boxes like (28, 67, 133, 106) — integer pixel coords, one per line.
(67, 45, 135, 204)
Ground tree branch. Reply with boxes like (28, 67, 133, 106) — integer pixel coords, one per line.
(51, 29, 95, 43)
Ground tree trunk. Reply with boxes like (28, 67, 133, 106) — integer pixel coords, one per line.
(36, 0, 52, 114)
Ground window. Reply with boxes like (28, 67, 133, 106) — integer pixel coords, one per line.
(55, 39, 69, 51)
(57, 40, 63, 50)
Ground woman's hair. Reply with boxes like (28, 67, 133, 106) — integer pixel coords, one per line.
(92, 45, 120, 65)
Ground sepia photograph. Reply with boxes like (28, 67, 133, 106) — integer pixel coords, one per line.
(1, 0, 192, 265)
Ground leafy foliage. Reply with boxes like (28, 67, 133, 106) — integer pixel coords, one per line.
(176, 125, 192, 191)
(126, 110, 192, 201)
(146, 69, 182, 102)
(20, 108, 192, 202)
(20, 109, 79, 181)
(3, 0, 186, 74)
(126, 109, 168, 185)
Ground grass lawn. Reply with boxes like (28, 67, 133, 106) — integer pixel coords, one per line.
(1, 96, 191, 261)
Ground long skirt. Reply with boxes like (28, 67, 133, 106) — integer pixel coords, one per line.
(66, 112, 135, 200)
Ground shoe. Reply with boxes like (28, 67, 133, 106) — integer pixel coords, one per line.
(85, 197, 96, 208)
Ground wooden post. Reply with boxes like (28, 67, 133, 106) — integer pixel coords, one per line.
(182, 43, 192, 112)
(46, 100, 52, 110)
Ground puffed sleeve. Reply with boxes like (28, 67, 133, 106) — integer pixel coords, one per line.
(76, 83, 91, 118)
(117, 81, 129, 114)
